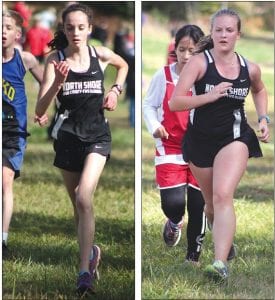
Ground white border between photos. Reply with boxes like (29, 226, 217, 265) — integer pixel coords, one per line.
(135, 0, 142, 299)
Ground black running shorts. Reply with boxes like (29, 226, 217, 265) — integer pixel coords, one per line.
(182, 125, 262, 168)
(53, 131, 111, 172)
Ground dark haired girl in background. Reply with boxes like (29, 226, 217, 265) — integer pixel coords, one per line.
(143, 25, 206, 265)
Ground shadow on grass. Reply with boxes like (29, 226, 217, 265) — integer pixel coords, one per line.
(3, 277, 134, 300)
(11, 211, 76, 239)
(4, 214, 134, 299)
(246, 164, 274, 175)
(3, 262, 134, 300)
(142, 223, 273, 299)
(9, 212, 134, 267)
(235, 185, 273, 202)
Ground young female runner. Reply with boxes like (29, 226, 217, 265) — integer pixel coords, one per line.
(169, 9, 269, 280)
(35, 3, 128, 294)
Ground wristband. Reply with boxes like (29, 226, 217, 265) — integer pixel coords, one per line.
(109, 89, 119, 97)
(111, 84, 123, 94)
(258, 115, 270, 123)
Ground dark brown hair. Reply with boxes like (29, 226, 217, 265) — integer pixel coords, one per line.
(48, 3, 93, 50)
(169, 24, 205, 62)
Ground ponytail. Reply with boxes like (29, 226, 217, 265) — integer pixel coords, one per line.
(47, 30, 68, 51)
(195, 9, 241, 54)
(194, 35, 213, 54)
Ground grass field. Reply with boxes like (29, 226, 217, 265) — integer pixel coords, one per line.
(142, 18, 274, 300)
(3, 64, 135, 299)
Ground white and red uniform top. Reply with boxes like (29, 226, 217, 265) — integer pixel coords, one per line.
(143, 63, 191, 166)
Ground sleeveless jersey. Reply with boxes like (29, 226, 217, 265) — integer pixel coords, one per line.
(2, 48, 27, 136)
(189, 50, 250, 140)
(183, 50, 262, 167)
(155, 65, 191, 166)
(54, 46, 111, 143)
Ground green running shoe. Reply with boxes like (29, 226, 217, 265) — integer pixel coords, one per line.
(205, 260, 229, 281)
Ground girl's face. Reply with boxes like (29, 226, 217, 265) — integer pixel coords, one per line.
(175, 36, 196, 67)
(2, 16, 21, 49)
(63, 11, 92, 48)
(211, 15, 240, 52)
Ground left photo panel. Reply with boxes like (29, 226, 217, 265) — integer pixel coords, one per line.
(2, 1, 135, 299)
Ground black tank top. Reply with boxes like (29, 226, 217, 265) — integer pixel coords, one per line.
(55, 46, 111, 143)
(190, 50, 250, 140)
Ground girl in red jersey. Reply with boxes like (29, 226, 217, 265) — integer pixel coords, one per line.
(143, 25, 206, 265)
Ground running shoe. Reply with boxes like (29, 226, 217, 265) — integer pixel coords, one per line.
(163, 219, 183, 247)
(89, 245, 101, 282)
(205, 260, 229, 281)
(76, 272, 92, 296)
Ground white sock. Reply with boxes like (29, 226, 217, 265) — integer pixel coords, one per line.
(3, 232, 8, 245)
(170, 220, 183, 229)
(89, 247, 94, 260)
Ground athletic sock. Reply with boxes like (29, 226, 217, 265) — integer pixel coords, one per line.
(89, 247, 94, 260)
(169, 220, 183, 231)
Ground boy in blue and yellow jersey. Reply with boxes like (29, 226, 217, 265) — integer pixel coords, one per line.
(2, 10, 47, 256)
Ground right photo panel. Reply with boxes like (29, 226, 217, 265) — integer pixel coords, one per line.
(142, 1, 274, 299)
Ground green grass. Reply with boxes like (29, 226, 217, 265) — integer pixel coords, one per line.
(142, 20, 274, 299)
(3, 62, 135, 299)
